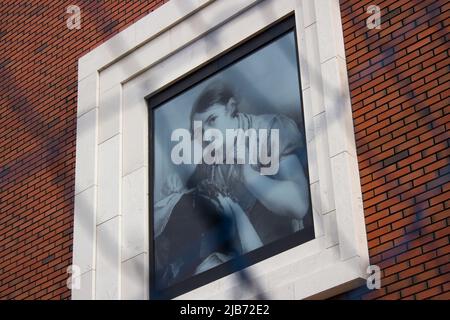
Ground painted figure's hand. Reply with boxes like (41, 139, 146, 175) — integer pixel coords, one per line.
(216, 194, 236, 219)
(162, 173, 184, 195)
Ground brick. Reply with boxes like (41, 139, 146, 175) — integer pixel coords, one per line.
(407, 233, 435, 250)
(387, 277, 413, 293)
(429, 190, 450, 206)
(420, 220, 447, 236)
(414, 186, 442, 204)
(425, 254, 450, 272)
(368, 224, 392, 240)
(424, 159, 450, 173)
(370, 241, 395, 257)
(412, 268, 440, 283)
(415, 286, 443, 300)
(362, 288, 387, 300)
(427, 274, 450, 288)
(433, 292, 450, 300)
(398, 168, 424, 185)
(381, 244, 409, 260)
(390, 198, 416, 214)
(434, 226, 450, 239)
(405, 217, 431, 234)
(385, 166, 411, 182)
(423, 238, 449, 254)
(398, 264, 425, 280)
(400, 282, 427, 297)
(380, 228, 405, 244)
(396, 247, 423, 263)
(394, 230, 421, 247)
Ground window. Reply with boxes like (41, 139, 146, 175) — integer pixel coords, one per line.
(148, 16, 314, 299)
(73, 0, 368, 300)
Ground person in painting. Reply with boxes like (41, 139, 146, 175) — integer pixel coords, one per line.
(154, 80, 311, 291)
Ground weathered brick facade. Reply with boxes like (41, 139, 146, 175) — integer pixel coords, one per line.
(0, 0, 448, 300)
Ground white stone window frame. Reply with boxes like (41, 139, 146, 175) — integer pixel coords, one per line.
(72, 0, 369, 300)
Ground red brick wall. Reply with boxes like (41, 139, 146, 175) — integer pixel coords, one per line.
(0, 0, 448, 300)
(339, 0, 449, 299)
(0, 0, 167, 300)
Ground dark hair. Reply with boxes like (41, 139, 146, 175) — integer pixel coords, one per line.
(190, 81, 237, 134)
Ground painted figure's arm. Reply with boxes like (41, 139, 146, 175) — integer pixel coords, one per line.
(242, 154, 309, 220)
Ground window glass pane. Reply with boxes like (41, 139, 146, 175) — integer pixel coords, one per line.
(151, 22, 314, 299)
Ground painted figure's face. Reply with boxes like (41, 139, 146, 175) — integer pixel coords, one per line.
(193, 99, 239, 137)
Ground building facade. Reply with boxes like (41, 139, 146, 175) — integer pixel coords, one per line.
(0, 0, 448, 300)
